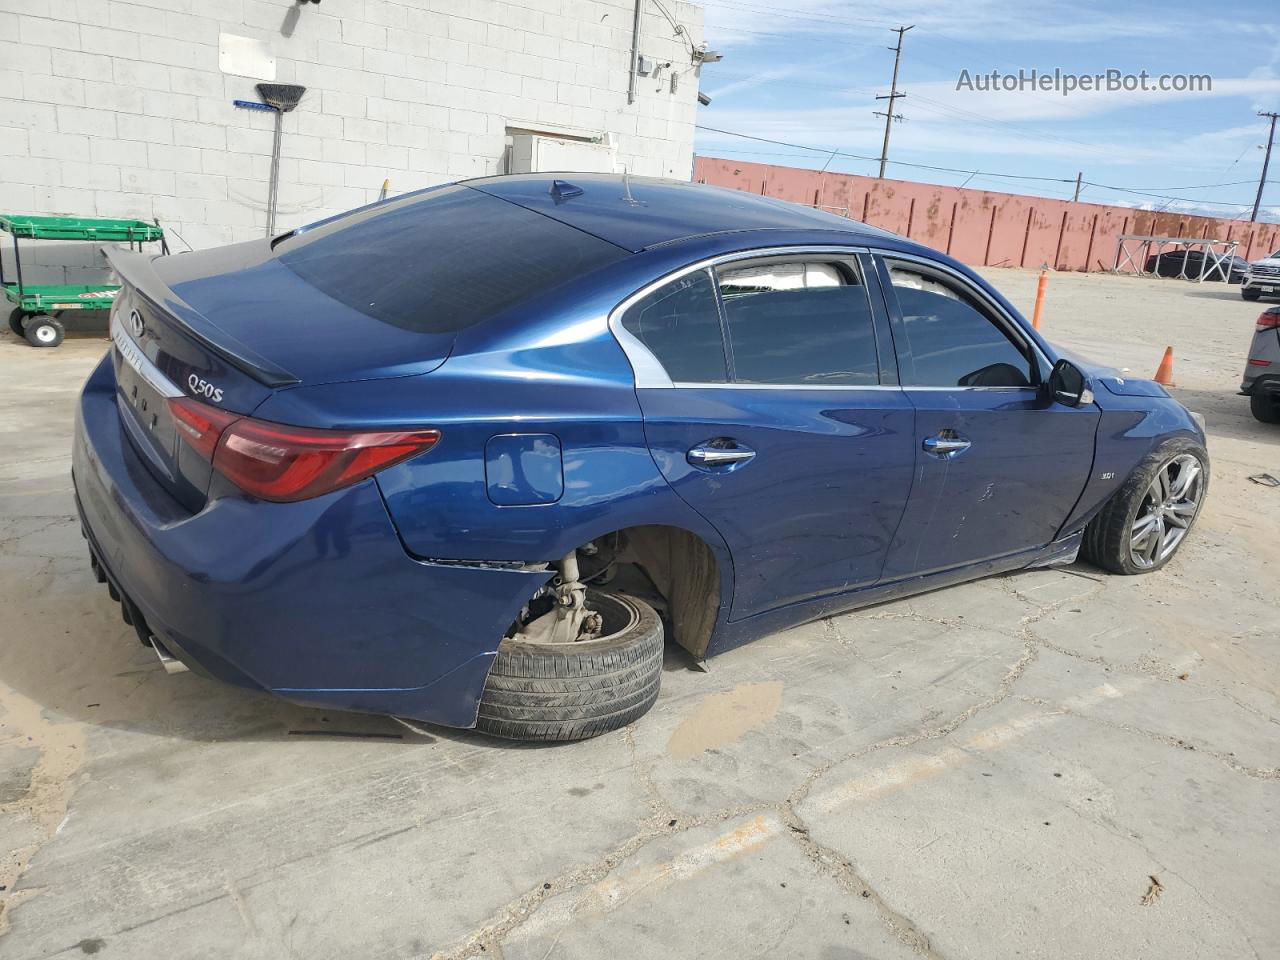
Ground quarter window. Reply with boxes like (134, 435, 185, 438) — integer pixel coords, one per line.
(888, 266, 1032, 387)
(716, 260, 879, 386)
(620, 269, 727, 383)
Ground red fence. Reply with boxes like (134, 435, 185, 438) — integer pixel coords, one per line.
(694, 156, 1280, 271)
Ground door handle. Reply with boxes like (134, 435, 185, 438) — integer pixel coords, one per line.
(922, 434, 971, 458)
(687, 441, 756, 469)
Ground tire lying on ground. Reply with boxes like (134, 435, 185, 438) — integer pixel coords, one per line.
(1081, 437, 1209, 575)
(477, 590, 664, 742)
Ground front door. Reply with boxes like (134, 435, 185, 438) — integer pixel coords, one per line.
(876, 256, 1100, 579)
(618, 252, 916, 620)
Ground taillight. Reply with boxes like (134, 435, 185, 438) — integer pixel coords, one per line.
(1258, 311, 1280, 332)
(170, 397, 239, 461)
(167, 397, 440, 502)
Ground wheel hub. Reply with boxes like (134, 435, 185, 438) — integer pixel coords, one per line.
(1129, 453, 1202, 569)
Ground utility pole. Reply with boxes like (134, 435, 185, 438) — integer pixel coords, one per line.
(875, 25, 913, 178)
(1072, 171, 1083, 202)
(1251, 111, 1278, 223)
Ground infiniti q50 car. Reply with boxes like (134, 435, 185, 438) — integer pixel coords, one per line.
(74, 174, 1209, 740)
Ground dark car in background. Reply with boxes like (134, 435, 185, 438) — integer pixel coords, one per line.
(74, 175, 1210, 741)
(1145, 249, 1249, 283)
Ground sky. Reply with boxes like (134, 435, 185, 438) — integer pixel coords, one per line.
(689, 0, 1280, 222)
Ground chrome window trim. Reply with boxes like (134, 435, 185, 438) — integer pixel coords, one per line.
(608, 245, 872, 390)
(873, 247, 1052, 377)
(609, 244, 1050, 391)
(110, 310, 182, 399)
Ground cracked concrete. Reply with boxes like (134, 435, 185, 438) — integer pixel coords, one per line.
(1, 269, 1278, 959)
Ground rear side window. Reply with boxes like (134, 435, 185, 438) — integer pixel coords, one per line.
(620, 270, 728, 383)
(716, 260, 879, 385)
(888, 266, 1032, 387)
(275, 185, 628, 333)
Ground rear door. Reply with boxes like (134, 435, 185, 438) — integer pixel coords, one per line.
(875, 255, 1099, 579)
(619, 250, 916, 620)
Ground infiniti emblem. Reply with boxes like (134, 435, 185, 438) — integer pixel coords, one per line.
(128, 309, 144, 339)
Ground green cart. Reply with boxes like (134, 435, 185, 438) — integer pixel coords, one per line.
(1, 214, 167, 348)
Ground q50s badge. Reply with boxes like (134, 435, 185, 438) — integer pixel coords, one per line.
(188, 374, 224, 403)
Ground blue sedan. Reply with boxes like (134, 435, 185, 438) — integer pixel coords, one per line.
(73, 174, 1209, 740)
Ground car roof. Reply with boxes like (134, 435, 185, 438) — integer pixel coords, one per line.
(464, 173, 898, 253)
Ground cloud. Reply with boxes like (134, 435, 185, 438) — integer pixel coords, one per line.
(702, 0, 1204, 46)
(705, 52, 868, 100)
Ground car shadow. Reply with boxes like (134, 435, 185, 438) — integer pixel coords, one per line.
(1177, 289, 1255, 302)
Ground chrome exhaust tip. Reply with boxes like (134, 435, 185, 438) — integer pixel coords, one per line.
(149, 636, 190, 674)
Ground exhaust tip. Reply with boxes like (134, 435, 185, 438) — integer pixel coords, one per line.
(149, 636, 190, 674)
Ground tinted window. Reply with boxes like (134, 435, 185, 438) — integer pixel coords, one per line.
(621, 270, 727, 383)
(276, 185, 628, 333)
(717, 261, 879, 385)
(889, 267, 1031, 387)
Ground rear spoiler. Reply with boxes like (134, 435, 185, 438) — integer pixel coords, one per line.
(104, 246, 300, 388)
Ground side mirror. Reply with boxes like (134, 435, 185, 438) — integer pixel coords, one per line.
(1048, 359, 1093, 407)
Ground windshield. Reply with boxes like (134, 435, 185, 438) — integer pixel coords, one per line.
(275, 185, 629, 334)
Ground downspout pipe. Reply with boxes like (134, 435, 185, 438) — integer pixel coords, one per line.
(628, 0, 642, 104)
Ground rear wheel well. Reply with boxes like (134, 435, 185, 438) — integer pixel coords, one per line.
(576, 525, 722, 659)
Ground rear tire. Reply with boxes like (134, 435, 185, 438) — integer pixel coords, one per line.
(1081, 438, 1208, 575)
(8, 307, 25, 337)
(1242, 288, 1260, 301)
(477, 590, 664, 742)
(23, 314, 63, 348)
(1251, 390, 1280, 423)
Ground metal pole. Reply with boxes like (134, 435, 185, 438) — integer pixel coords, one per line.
(627, 0, 643, 105)
(875, 25, 913, 178)
(265, 108, 283, 237)
(1251, 112, 1278, 223)
(13, 234, 23, 302)
(1072, 171, 1083, 202)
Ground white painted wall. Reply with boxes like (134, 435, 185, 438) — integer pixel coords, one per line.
(0, 0, 704, 282)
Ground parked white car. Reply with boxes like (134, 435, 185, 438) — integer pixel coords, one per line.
(1243, 251, 1280, 301)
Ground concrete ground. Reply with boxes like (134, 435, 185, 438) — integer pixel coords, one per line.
(0, 270, 1277, 960)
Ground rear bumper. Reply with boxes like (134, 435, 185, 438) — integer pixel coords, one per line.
(1240, 373, 1280, 395)
(72, 354, 549, 727)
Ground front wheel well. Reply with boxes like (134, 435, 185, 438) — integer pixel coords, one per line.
(573, 525, 723, 659)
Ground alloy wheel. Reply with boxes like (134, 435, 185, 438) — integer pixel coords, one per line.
(1129, 453, 1202, 569)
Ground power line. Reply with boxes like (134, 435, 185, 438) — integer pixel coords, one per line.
(707, 23, 866, 42)
(694, 124, 1278, 208)
(704, 70, 1140, 160)
(695, 124, 1077, 182)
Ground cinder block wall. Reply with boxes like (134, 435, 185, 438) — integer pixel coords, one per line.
(0, 0, 703, 282)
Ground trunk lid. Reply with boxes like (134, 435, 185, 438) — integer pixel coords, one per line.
(105, 243, 455, 511)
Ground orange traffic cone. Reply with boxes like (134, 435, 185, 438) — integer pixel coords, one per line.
(1152, 347, 1176, 387)
(1031, 269, 1048, 330)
